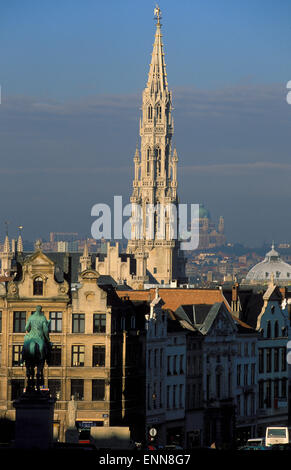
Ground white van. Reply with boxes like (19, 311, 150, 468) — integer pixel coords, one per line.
(265, 427, 289, 446)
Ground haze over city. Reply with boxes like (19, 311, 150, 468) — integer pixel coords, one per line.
(1, 0, 291, 246)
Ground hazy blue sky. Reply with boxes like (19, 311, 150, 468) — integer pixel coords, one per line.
(0, 0, 291, 246)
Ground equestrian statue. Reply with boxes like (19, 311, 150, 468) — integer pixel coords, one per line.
(22, 305, 52, 392)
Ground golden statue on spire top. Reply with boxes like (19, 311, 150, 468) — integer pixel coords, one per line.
(154, 4, 161, 24)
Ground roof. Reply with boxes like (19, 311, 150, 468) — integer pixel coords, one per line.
(116, 288, 230, 313)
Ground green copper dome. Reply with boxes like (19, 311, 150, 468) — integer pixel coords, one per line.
(199, 205, 210, 219)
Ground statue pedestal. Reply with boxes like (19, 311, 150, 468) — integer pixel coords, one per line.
(13, 390, 55, 449)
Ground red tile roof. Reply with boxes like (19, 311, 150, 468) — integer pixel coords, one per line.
(117, 288, 231, 313)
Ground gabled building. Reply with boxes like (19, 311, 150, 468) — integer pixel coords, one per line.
(0, 240, 147, 443)
(256, 283, 289, 435)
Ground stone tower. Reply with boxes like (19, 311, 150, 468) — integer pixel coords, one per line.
(127, 7, 185, 285)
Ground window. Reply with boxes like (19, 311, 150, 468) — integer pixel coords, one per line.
(92, 379, 105, 401)
(244, 364, 248, 385)
(49, 312, 62, 333)
(12, 345, 22, 367)
(281, 347, 287, 371)
(154, 349, 158, 369)
(266, 348, 272, 372)
(148, 349, 152, 369)
(228, 371, 232, 397)
(173, 355, 177, 374)
(167, 356, 171, 375)
(92, 345, 105, 367)
(167, 385, 170, 408)
(180, 355, 184, 374)
(156, 105, 162, 121)
(259, 348, 264, 373)
(130, 315, 135, 329)
(274, 379, 279, 401)
(48, 345, 62, 366)
(216, 374, 221, 398)
(11, 379, 25, 400)
(156, 147, 161, 176)
(93, 314, 106, 333)
(120, 317, 126, 330)
(237, 395, 241, 416)
(259, 381, 264, 408)
(237, 364, 241, 386)
(274, 348, 279, 372)
(179, 384, 183, 408)
(33, 276, 43, 295)
(244, 396, 248, 417)
(13, 311, 26, 333)
(146, 148, 151, 175)
(48, 379, 61, 400)
(251, 342, 255, 356)
(266, 380, 272, 408)
(72, 345, 85, 367)
(206, 375, 210, 401)
(266, 321, 271, 338)
(173, 384, 177, 408)
(0, 345, 1, 366)
(0, 311, 2, 333)
(251, 364, 255, 385)
(281, 378, 287, 398)
(160, 349, 163, 369)
(244, 343, 248, 356)
(147, 105, 153, 120)
(72, 314, 85, 333)
(274, 321, 279, 338)
(71, 379, 84, 400)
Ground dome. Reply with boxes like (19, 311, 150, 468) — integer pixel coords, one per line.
(246, 244, 291, 283)
(199, 205, 210, 219)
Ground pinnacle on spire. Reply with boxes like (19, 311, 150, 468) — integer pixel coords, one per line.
(83, 240, 89, 258)
(17, 234, 23, 253)
(147, 5, 168, 94)
(134, 147, 140, 162)
(3, 235, 10, 253)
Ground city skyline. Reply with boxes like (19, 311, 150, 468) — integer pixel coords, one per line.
(0, 0, 291, 246)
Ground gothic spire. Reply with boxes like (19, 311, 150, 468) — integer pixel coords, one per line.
(146, 5, 168, 95)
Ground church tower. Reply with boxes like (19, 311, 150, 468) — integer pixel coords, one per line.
(127, 7, 185, 285)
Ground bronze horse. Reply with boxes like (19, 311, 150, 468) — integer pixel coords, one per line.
(22, 306, 52, 392)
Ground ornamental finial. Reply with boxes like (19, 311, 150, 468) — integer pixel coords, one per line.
(154, 4, 161, 25)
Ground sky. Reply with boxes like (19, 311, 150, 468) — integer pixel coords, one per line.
(0, 0, 291, 247)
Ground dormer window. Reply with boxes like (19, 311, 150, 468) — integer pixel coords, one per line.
(33, 277, 43, 296)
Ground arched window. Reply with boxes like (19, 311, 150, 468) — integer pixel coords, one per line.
(130, 315, 136, 329)
(266, 321, 271, 338)
(156, 104, 162, 121)
(156, 147, 161, 175)
(147, 105, 153, 120)
(146, 148, 151, 175)
(33, 276, 43, 296)
(274, 321, 279, 338)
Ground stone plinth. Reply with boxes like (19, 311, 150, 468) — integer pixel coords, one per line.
(13, 390, 55, 449)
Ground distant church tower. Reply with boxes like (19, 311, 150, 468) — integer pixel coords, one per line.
(127, 7, 185, 285)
